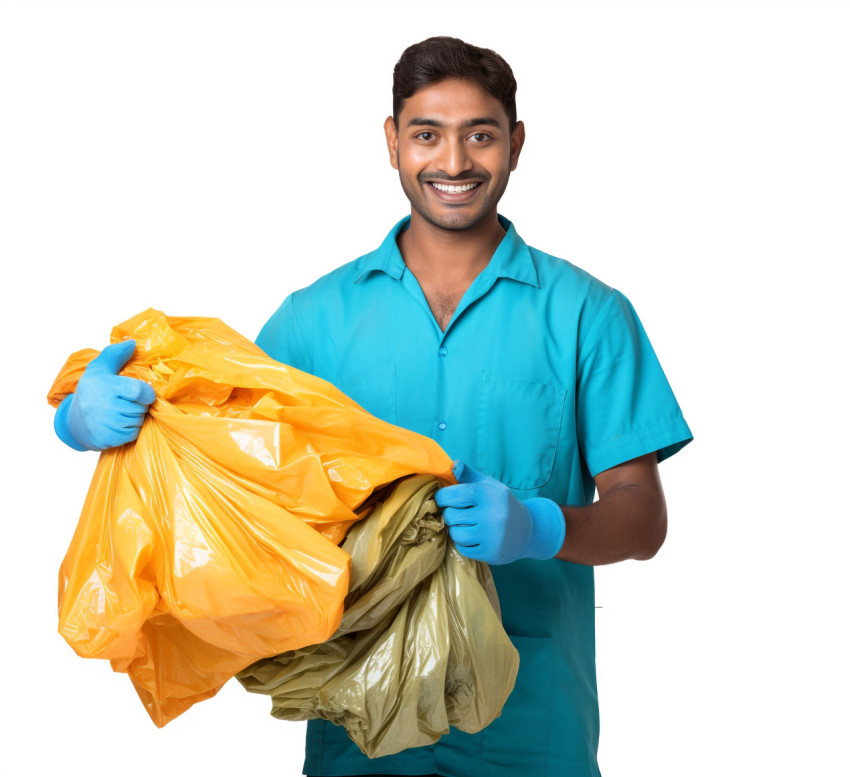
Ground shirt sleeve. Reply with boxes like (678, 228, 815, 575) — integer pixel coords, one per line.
(254, 293, 314, 374)
(576, 289, 692, 477)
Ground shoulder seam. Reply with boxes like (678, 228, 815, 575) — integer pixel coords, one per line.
(577, 287, 620, 367)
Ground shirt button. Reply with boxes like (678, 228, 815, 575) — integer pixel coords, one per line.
(439, 346, 448, 357)
(438, 421, 447, 431)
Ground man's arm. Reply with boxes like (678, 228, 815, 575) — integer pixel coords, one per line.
(555, 452, 667, 566)
(435, 453, 667, 567)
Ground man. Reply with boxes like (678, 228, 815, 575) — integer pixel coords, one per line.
(54, 37, 692, 777)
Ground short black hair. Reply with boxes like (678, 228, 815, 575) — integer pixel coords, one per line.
(392, 36, 518, 130)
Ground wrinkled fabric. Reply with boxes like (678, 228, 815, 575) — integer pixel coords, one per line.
(47, 309, 453, 726)
(237, 475, 519, 759)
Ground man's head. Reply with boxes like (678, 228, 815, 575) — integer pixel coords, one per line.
(384, 37, 525, 232)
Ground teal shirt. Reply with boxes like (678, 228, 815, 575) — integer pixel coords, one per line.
(256, 215, 693, 777)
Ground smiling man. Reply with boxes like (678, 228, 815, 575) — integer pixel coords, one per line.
(53, 36, 692, 777)
(255, 37, 693, 777)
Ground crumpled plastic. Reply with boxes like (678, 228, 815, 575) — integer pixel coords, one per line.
(237, 474, 520, 759)
(47, 309, 454, 727)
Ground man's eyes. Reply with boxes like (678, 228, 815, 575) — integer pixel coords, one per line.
(414, 132, 493, 143)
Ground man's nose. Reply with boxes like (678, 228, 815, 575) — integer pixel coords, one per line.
(436, 136, 472, 178)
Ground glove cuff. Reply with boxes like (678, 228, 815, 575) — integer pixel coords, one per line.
(54, 394, 88, 452)
(524, 497, 566, 560)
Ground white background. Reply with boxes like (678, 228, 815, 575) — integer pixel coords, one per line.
(1, 1, 848, 775)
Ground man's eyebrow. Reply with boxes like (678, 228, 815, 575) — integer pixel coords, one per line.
(406, 117, 503, 129)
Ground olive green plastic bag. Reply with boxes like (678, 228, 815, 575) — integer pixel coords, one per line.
(237, 474, 520, 759)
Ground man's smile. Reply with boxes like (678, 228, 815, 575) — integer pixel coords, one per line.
(428, 181, 481, 193)
(424, 180, 484, 202)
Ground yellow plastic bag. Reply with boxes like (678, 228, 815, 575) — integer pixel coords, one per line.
(47, 309, 453, 726)
(237, 475, 520, 759)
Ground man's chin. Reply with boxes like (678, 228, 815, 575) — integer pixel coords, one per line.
(414, 205, 494, 232)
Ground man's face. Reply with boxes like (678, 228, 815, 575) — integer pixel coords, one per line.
(384, 78, 524, 232)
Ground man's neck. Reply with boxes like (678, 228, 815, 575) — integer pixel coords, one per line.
(397, 210, 506, 295)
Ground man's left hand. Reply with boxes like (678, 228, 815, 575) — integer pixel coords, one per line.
(434, 461, 565, 565)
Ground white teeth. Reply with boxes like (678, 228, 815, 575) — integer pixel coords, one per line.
(431, 182, 479, 193)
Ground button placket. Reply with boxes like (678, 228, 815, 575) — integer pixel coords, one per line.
(436, 339, 449, 434)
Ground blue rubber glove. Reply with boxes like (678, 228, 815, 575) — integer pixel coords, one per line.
(434, 461, 566, 565)
(54, 339, 156, 452)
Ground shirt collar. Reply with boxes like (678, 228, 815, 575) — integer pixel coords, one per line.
(354, 214, 540, 288)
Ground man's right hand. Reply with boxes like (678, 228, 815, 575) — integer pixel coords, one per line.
(54, 339, 156, 451)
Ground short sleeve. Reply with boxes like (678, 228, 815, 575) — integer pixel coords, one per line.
(576, 289, 692, 477)
(255, 293, 314, 373)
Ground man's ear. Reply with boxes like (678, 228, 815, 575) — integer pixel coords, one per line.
(509, 120, 526, 172)
(383, 116, 399, 170)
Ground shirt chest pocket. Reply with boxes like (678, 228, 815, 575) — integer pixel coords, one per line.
(475, 371, 567, 490)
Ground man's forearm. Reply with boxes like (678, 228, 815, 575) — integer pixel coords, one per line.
(554, 480, 667, 566)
